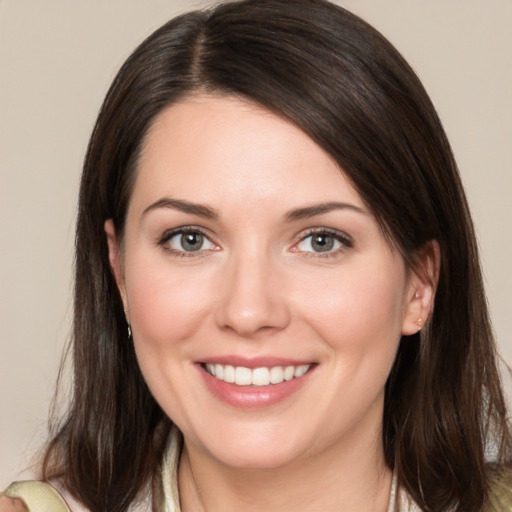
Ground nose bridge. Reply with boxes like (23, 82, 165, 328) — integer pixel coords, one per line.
(215, 243, 290, 336)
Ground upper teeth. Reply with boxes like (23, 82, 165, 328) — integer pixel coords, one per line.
(205, 363, 311, 386)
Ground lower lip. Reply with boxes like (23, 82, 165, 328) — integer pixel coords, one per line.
(198, 365, 312, 409)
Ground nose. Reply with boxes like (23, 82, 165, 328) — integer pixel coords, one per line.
(214, 251, 291, 337)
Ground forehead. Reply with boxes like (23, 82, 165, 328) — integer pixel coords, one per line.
(131, 94, 365, 213)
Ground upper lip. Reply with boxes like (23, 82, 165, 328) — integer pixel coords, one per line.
(198, 356, 314, 368)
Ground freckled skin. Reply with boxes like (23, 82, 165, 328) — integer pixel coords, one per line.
(106, 94, 435, 511)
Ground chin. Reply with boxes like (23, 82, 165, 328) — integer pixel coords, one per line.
(213, 445, 304, 470)
(192, 421, 313, 470)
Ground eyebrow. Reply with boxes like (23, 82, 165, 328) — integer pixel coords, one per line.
(142, 198, 366, 223)
(142, 197, 219, 220)
(284, 201, 368, 222)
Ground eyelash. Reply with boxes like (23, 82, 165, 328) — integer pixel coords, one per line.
(293, 228, 354, 259)
(157, 227, 217, 258)
(156, 226, 354, 259)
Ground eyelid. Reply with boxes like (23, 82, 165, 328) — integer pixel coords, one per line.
(291, 227, 354, 255)
(157, 226, 219, 255)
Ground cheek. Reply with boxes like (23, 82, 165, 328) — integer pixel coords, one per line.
(297, 262, 407, 363)
(125, 258, 214, 350)
(124, 257, 215, 417)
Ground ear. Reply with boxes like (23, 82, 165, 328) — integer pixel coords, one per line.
(104, 219, 128, 312)
(402, 240, 440, 335)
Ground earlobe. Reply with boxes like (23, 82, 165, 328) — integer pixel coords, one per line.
(401, 240, 440, 336)
(104, 219, 127, 308)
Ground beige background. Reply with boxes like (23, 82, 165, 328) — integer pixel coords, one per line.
(1, 0, 511, 488)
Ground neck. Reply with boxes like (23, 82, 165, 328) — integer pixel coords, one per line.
(178, 426, 393, 512)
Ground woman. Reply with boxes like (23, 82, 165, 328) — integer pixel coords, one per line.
(1, 0, 510, 510)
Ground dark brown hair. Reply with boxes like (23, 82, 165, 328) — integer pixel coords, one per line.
(42, 1, 511, 510)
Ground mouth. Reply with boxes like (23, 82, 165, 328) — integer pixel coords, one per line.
(201, 363, 312, 387)
(198, 359, 316, 408)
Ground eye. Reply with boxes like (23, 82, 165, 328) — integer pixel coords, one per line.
(295, 230, 352, 254)
(160, 228, 216, 253)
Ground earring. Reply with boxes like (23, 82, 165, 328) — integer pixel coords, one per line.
(415, 317, 423, 331)
(124, 309, 132, 339)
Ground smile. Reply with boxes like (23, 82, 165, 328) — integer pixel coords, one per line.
(203, 363, 311, 386)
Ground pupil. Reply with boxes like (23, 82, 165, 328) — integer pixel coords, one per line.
(181, 232, 203, 251)
(312, 234, 333, 252)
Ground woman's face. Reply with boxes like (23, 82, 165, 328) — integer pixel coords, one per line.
(107, 95, 429, 470)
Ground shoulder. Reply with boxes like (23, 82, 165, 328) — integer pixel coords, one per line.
(2, 478, 154, 512)
(0, 496, 27, 512)
(486, 468, 512, 511)
(0, 481, 73, 512)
